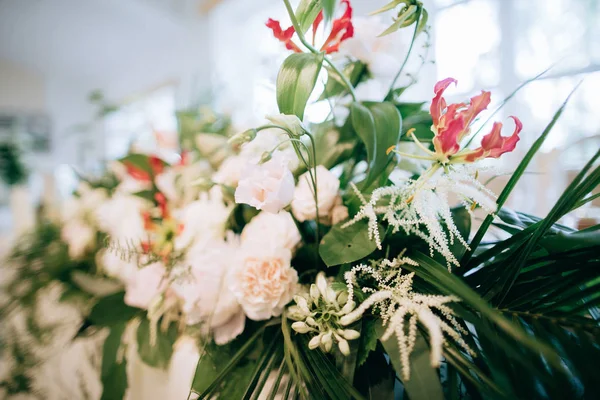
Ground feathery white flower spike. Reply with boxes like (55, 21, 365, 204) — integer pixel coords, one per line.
(342, 255, 476, 381)
(343, 165, 498, 270)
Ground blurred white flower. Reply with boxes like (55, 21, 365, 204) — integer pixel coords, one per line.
(175, 187, 232, 250)
(61, 219, 96, 259)
(96, 193, 149, 245)
(241, 211, 301, 251)
(213, 155, 246, 187)
(171, 235, 245, 344)
(97, 248, 138, 282)
(292, 165, 340, 223)
(235, 152, 295, 214)
(124, 263, 167, 309)
(154, 169, 178, 201)
(230, 246, 298, 320)
(338, 17, 403, 79)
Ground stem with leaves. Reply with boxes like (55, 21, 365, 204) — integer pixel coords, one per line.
(282, 0, 357, 102)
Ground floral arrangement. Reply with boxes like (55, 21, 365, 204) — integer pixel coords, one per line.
(2, 1, 600, 399)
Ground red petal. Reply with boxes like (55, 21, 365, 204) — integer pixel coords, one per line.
(461, 90, 491, 129)
(430, 78, 457, 126)
(149, 155, 164, 176)
(320, 0, 354, 54)
(480, 117, 522, 158)
(266, 18, 302, 52)
(125, 162, 151, 182)
(313, 11, 323, 33)
(433, 115, 465, 156)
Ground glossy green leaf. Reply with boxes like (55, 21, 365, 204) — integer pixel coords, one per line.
(136, 318, 179, 369)
(356, 317, 378, 367)
(354, 101, 402, 188)
(322, 0, 336, 23)
(100, 323, 128, 400)
(296, 0, 322, 33)
(319, 220, 383, 267)
(277, 52, 324, 120)
(320, 61, 367, 100)
(88, 292, 141, 326)
(377, 323, 444, 400)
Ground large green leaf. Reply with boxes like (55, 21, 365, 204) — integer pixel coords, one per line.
(350, 102, 402, 188)
(100, 323, 128, 400)
(320, 61, 367, 100)
(136, 318, 179, 369)
(377, 323, 444, 400)
(88, 292, 142, 327)
(322, 0, 336, 23)
(277, 52, 324, 120)
(296, 0, 322, 33)
(319, 220, 383, 267)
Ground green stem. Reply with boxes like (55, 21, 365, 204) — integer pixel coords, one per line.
(306, 133, 320, 251)
(392, 150, 436, 161)
(282, 0, 357, 102)
(385, 7, 422, 100)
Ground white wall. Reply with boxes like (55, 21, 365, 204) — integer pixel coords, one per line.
(0, 59, 46, 112)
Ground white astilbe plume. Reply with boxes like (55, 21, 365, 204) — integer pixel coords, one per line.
(340, 254, 475, 381)
(343, 165, 497, 269)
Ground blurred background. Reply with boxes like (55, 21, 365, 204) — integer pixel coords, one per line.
(0, 0, 599, 237)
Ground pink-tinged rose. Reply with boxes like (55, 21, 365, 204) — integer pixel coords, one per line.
(292, 165, 341, 223)
(330, 196, 349, 225)
(230, 247, 298, 321)
(241, 211, 301, 251)
(235, 152, 295, 214)
(124, 263, 167, 309)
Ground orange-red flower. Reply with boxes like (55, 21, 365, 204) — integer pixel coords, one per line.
(266, 0, 354, 54)
(430, 78, 522, 163)
(124, 155, 165, 182)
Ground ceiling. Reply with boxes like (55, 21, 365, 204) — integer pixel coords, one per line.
(0, 0, 210, 97)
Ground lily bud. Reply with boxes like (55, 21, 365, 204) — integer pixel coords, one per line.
(308, 334, 322, 350)
(228, 128, 257, 146)
(321, 331, 333, 352)
(341, 329, 360, 340)
(337, 338, 350, 356)
(340, 313, 361, 326)
(293, 295, 310, 314)
(306, 317, 318, 327)
(266, 113, 307, 138)
(258, 151, 273, 164)
(291, 321, 311, 333)
(310, 284, 320, 302)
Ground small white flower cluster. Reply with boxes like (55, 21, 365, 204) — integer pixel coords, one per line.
(288, 272, 359, 356)
(340, 254, 475, 380)
(343, 165, 497, 268)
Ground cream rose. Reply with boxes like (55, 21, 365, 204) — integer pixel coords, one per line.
(123, 263, 167, 309)
(241, 211, 301, 251)
(230, 247, 298, 320)
(171, 235, 245, 344)
(291, 165, 340, 222)
(235, 152, 295, 214)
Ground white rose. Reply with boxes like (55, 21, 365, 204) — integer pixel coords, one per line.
(241, 211, 301, 251)
(230, 246, 298, 320)
(235, 152, 295, 214)
(175, 187, 232, 249)
(239, 128, 299, 171)
(170, 236, 245, 344)
(61, 219, 96, 259)
(123, 263, 167, 309)
(291, 165, 340, 222)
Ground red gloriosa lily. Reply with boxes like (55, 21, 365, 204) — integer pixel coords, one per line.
(430, 78, 522, 163)
(266, 0, 354, 54)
